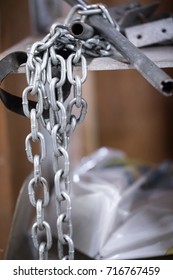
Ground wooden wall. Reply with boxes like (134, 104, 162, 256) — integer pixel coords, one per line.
(0, 0, 31, 259)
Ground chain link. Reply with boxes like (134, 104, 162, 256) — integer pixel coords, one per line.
(22, 3, 115, 260)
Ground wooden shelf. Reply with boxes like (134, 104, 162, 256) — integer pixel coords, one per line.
(1, 37, 173, 72)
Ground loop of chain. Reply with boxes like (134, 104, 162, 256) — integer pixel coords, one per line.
(33, 154, 41, 183)
(67, 53, 87, 85)
(22, 87, 44, 118)
(39, 242, 48, 260)
(25, 132, 46, 163)
(32, 222, 52, 252)
(30, 109, 39, 141)
(28, 176, 49, 207)
(67, 97, 88, 125)
(36, 199, 45, 230)
(78, 4, 119, 30)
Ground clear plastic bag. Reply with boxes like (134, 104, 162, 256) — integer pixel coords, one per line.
(69, 147, 173, 259)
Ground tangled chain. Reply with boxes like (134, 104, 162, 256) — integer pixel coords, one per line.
(22, 3, 115, 260)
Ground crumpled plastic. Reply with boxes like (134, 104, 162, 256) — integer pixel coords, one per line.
(69, 147, 173, 259)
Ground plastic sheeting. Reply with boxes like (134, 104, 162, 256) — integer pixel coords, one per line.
(69, 147, 173, 259)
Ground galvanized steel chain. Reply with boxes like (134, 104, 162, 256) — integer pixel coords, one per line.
(23, 46, 52, 260)
(22, 4, 114, 260)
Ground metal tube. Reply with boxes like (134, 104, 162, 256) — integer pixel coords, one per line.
(64, 0, 173, 96)
(68, 21, 94, 40)
(88, 14, 173, 96)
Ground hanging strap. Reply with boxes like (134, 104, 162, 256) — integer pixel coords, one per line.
(0, 51, 37, 116)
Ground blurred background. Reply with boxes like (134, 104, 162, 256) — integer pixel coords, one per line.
(0, 0, 173, 259)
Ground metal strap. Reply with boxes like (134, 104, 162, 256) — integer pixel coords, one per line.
(0, 52, 27, 115)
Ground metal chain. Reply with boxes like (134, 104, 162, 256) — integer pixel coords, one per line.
(23, 53, 52, 260)
(22, 4, 114, 260)
(65, 3, 119, 30)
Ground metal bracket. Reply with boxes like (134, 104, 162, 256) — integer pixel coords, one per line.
(125, 17, 173, 47)
(109, 1, 159, 30)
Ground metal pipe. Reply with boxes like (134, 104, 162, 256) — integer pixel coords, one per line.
(88, 14, 173, 96)
(64, 0, 173, 96)
(68, 21, 94, 40)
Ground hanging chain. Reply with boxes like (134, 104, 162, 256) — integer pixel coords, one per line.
(22, 4, 115, 260)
